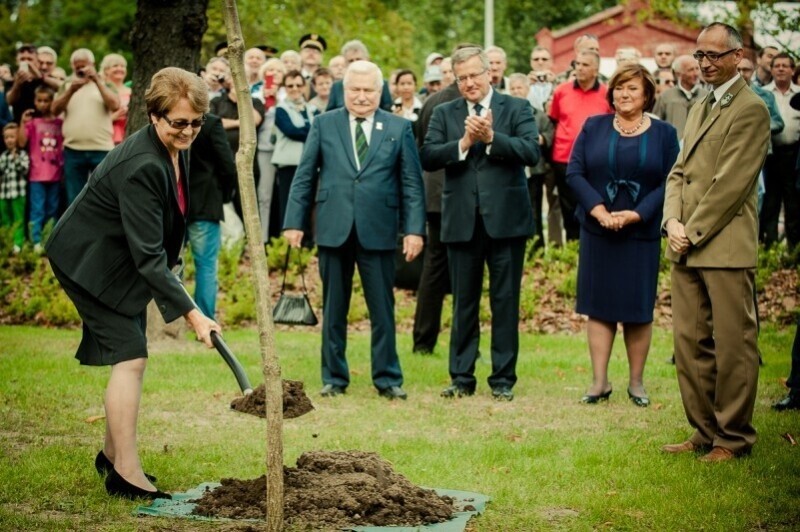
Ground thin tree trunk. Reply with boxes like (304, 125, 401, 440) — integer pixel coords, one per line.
(221, 1, 284, 530)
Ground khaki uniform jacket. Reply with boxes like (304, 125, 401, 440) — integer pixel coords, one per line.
(663, 77, 770, 268)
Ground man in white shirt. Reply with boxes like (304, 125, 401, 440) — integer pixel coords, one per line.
(761, 52, 800, 249)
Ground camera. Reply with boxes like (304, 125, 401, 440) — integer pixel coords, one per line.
(76, 69, 86, 78)
(536, 73, 547, 82)
(215, 74, 226, 84)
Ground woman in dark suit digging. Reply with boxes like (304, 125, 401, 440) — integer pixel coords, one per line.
(46, 67, 220, 500)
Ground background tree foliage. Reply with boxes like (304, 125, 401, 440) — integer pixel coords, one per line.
(1, 0, 614, 78)
(0, 1, 795, 79)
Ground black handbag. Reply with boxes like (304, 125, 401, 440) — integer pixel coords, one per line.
(272, 248, 318, 326)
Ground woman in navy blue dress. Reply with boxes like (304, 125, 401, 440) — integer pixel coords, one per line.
(567, 64, 679, 407)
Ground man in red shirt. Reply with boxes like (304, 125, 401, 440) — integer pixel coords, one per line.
(549, 50, 612, 241)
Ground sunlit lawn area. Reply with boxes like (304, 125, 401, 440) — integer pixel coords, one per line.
(1, 324, 798, 531)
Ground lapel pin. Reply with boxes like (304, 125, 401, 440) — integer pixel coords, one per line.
(376, 122, 383, 131)
(720, 93, 733, 108)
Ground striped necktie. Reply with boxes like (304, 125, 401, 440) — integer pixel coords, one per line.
(355, 117, 368, 166)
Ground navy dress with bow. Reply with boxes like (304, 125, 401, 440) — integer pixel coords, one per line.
(566, 114, 679, 323)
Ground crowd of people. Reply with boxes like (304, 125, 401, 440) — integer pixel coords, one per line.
(2, 23, 799, 497)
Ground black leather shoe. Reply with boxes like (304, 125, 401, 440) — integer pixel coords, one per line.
(441, 384, 475, 398)
(491, 386, 514, 401)
(627, 387, 650, 408)
(772, 394, 800, 411)
(105, 469, 171, 500)
(95, 451, 157, 483)
(580, 388, 612, 404)
(378, 386, 408, 400)
(320, 384, 346, 397)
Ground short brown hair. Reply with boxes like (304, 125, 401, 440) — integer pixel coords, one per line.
(283, 69, 305, 87)
(3, 122, 18, 133)
(606, 63, 657, 113)
(145, 67, 209, 119)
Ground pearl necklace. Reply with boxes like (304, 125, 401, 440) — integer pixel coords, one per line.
(614, 114, 645, 135)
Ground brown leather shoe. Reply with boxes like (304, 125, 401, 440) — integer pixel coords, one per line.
(661, 440, 697, 454)
(698, 446, 735, 463)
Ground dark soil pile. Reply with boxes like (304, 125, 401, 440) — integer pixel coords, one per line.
(230, 380, 314, 419)
(191, 450, 455, 529)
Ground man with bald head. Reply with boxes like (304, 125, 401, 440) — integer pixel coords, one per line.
(662, 22, 770, 462)
(549, 49, 611, 241)
(654, 43, 676, 72)
(653, 54, 707, 139)
(284, 60, 425, 401)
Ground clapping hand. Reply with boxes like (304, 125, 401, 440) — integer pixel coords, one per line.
(465, 108, 494, 144)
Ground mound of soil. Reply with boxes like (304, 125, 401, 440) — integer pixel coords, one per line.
(230, 380, 314, 419)
(191, 450, 455, 529)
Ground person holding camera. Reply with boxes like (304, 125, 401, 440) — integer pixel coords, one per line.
(51, 48, 120, 206)
(7, 44, 47, 124)
(527, 46, 557, 113)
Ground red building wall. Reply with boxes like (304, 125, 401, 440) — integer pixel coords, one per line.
(536, 4, 701, 73)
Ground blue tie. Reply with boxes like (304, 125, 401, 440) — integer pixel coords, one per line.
(470, 103, 484, 157)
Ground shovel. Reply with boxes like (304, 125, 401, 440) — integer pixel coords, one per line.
(211, 331, 253, 395)
(173, 270, 253, 395)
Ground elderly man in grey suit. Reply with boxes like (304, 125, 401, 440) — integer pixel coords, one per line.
(662, 23, 770, 462)
(421, 46, 539, 401)
(284, 61, 426, 400)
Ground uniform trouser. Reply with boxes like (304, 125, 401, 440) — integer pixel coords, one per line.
(671, 264, 759, 453)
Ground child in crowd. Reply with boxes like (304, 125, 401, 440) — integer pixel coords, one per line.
(19, 85, 63, 251)
(0, 123, 30, 253)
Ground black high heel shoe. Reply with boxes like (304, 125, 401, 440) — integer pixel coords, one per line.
(95, 451, 157, 483)
(627, 387, 651, 408)
(105, 468, 171, 501)
(580, 387, 612, 404)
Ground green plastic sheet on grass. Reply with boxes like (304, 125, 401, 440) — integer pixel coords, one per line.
(135, 482, 489, 531)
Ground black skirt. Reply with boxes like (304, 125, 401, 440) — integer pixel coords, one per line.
(575, 228, 660, 324)
(51, 263, 148, 366)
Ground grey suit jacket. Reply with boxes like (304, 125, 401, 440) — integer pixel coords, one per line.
(283, 108, 426, 250)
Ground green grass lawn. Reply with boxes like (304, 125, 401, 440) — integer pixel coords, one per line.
(1, 324, 799, 531)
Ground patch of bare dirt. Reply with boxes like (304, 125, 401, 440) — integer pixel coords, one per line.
(230, 380, 314, 419)
(191, 451, 454, 529)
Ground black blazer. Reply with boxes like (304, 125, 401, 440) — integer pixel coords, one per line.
(420, 91, 540, 243)
(188, 114, 236, 222)
(46, 125, 194, 322)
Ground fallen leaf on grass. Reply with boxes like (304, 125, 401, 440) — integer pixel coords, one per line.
(575, 366, 587, 373)
(505, 433, 523, 442)
(652, 403, 664, 410)
(782, 433, 797, 445)
(84, 415, 105, 424)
